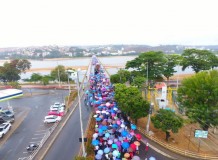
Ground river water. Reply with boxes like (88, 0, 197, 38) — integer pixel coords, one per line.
(0, 56, 195, 80)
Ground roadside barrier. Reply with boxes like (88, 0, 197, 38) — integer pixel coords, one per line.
(26, 122, 58, 160)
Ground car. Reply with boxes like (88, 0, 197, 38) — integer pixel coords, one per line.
(48, 110, 64, 117)
(43, 115, 61, 123)
(0, 122, 11, 138)
(0, 118, 6, 124)
(0, 110, 15, 123)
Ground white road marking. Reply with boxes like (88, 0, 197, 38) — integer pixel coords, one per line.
(18, 157, 28, 159)
(29, 141, 41, 144)
(34, 133, 45, 136)
(23, 152, 29, 154)
(32, 137, 43, 139)
(35, 129, 47, 132)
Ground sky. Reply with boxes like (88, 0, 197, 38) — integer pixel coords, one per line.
(0, 0, 218, 47)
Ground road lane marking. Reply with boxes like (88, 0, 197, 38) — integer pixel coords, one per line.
(34, 133, 45, 136)
(35, 129, 47, 132)
(18, 157, 28, 160)
(32, 137, 43, 139)
(29, 141, 41, 144)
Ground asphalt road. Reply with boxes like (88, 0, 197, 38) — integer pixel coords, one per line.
(44, 73, 92, 160)
(0, 89, 68, 160)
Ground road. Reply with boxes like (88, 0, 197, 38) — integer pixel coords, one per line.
(44, 64, 92, 160)
(0, 89, 68, 160)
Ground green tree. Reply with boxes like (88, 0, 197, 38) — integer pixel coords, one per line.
(41, 76, 50, 85)
(0, 59, 31, 83)
(131, 76, 145, 88)
(181, 49, 218, 73)
(177, 70, 218, 130)
(114, 84, 149, 124)
(110, 74, 120, 84)
(126, 51, 166, 82)
(151, 109, 183, 141)
(50, 65, 68, 82)
(162, 54, 182, 83)
(30, 73, 42, 83)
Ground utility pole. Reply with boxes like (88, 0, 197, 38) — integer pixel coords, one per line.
(146, 102, 154, 133)
(57, 62, 61, 87)
(76, 70, 86, 157)
(146, 62, 149, 86)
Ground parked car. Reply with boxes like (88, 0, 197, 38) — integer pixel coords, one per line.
(44, 115, 61, 123)
(48, 110, 64, 117)
(0, 122, 11, 138)
(0, 110, 14, 123)
(0, 118, 6, 124)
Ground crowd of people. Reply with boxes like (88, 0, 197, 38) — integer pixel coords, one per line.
(85, 62, 147, 160)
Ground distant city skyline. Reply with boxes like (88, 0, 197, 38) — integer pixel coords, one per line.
(0, 0, 218, 48)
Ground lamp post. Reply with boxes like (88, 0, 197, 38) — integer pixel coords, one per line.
(76, 69, 86, 157)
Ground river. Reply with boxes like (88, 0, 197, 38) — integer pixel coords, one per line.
(0, 56, 195, 80)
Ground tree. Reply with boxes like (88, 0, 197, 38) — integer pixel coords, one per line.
(177, 70, 218, 130)
(41, 76, 50, 85)
(0, 59, 31, 83)
(162, 54, 182, 83)
(151, 109, 183, 141)
(125, 51, 166, 82)
(110, 74, 121, 84)
(131, 76, 145, 88)
(30, 73, 42, 83)
(180, 49, 218, 73)
(50, 65, 68, 82)
(114, 84, 149, 124)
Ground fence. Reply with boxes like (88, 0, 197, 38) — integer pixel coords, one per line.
(25, 122, 58, 160)
(137, 127, 218, 160)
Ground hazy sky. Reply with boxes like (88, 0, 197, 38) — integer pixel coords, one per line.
(0, 0, 218, 47)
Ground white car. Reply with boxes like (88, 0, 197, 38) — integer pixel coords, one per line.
(0, 122, 11, 138)
(44, 115, 61, 123)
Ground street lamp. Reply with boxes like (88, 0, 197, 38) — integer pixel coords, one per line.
(76, 69, 86, 157)
(66, 70, 74, 96)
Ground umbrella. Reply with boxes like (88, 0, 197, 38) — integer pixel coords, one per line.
(108, 119, 112, 123)
(92, 139, 99, 146)
(121, 130, 128, 137)
(149, 157, 156, 160)
(93, 114, 98, 118)
(135, 134, 142, 141)
(105, 132, 110, 138)
(113, 138, 118, 143)
(127, 147, 133, 152)
(93, 133, 98, 138)
(112, 124, 118, 128)
(134, 141, 140, 146)
(95, 154, 102, 160)
(124, 153, 130, 158)
(112, 143, 118, 149)
(130, 143, 136, 151)
(131, 124, 137, 130)
(98, 128, 103, 133)
(97, 149, 103, 155)
(96, 117, 102, 121)
(96, 110, 101, 113)
(121, 124, 125, 128)
(112, 150, 119, 157)
(132, 155, 140, 160)
(116, 120, 121, 125)
(121, 142, 130, 149)
(101, 125, 108, 131)
(108, 139, 113, 145)
(104, 147, 110, 153)
(106, 102, 111, 107)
